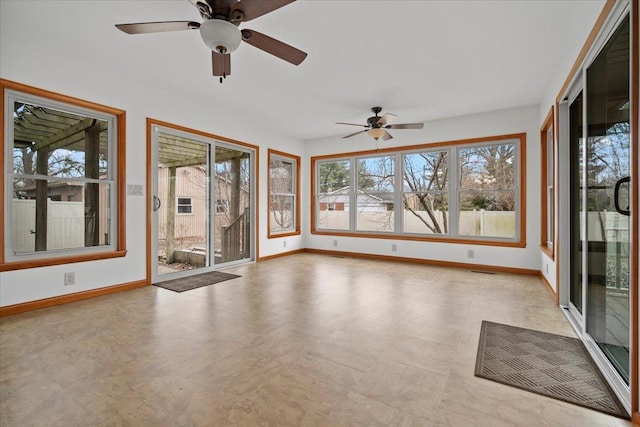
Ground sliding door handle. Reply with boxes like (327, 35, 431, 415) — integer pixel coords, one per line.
(614, 176, 630, 216)
(153, 195, 162, 212)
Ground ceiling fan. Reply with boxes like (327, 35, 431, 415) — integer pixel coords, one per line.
(115, 0, 307, 83)
(337, 107, 424, 141)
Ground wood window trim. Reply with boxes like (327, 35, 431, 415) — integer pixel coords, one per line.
(311, 133, 526, 248)
(0, 79, 127, 272)
(540, 106, 555, 260)
(267, 148, 301, 238)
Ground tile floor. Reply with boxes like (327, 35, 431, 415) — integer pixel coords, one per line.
(0, 253, 632, 426)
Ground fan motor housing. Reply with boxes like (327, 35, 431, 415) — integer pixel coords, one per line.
(367, 116, 381, 127)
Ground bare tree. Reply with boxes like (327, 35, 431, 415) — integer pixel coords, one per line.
(403, 151, 448, 234)
(459, 144, 515, 211)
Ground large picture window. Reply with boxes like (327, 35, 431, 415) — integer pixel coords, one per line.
(1, 79, 126, 270)
(268, 149, 300, 237)
(312, 133, 525, 246)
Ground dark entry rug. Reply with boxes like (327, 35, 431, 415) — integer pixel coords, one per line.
(475, 321, 628, 419)
(154, 271, 240, 292)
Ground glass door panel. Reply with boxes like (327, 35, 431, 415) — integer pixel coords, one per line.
(214, 145, 251, 264)
(156, 133, 210, 278)
(569, 91, 584, 314)
(585, 15, 630, 383)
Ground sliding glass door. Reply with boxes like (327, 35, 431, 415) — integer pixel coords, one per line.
(566, 10, 631, 406)
(151, 124, 255, 283)
(584, 14, 631, 383)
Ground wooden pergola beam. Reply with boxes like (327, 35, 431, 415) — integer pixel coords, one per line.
(34, 118, 99, 151)
(161, 156, 207, 169)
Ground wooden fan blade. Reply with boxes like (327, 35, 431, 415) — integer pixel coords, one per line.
(377, 113, 398, 126)
(241, 29, 307, 65)
(385, 123, 424, 129)
(232, 0, 296, 22)
(336, 122, 368, 127)
(342, 130, 368, 139)
(212, 52, 231, 76)
(381, 130, 394, 141)
(115, 21, 200, 34)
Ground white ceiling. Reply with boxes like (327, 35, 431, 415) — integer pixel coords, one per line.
(1, 0, 606, 141)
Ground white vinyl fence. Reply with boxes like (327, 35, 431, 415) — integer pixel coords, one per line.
(317, 210, 628, 241)
(317, 209, 516, 237)
(12, 199, 85, 252)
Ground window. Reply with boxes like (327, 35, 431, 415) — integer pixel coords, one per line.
(1, 79, 126, 270)
(177, 197, 192, 214)
(215, 199, 229, 214)
(540, 107, 555, 258)
(267, 149, 300, 237)
(458, 143, 516, 239)
(357, 155, 394, 232)
(312, 133, 525, 246)
(316, 159, 350, 230)
(403, 150, 449, 235)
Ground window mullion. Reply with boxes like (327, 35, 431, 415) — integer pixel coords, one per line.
(449, 146, 459, 237)
(349, 156, 357, 232)
(395, 152, 403, 234)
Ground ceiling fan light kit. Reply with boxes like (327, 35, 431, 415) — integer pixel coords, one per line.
(367, 128, 386, 140)
(337, 106, 424, 142)
(199, 19, 241, 54)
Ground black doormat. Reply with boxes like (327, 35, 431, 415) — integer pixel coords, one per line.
(153, 271, 240, 293)
(475, 321, 628, 419)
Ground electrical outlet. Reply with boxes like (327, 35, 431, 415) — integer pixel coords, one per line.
(283, 240, 287, 248)
(467, 249, 474, 259)
(391, 243, 397, 252)
(64, 272, 75, 286)
(333, 240, 338, 247)
(546, 263, 549, 274)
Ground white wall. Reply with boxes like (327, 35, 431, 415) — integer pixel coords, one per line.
(0, 2, 304, 306)
(302, 105, 541, 271)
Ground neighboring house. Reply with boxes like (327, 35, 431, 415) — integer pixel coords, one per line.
(319, 186, 394, 212)
(156, 165, 249, 245)
(17, 181, 84, 201)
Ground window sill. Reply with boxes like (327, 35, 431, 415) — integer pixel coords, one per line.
(311, 230, 526, 248)
(540, 244, 554, 260)
(268, 230, 301, 239)
(0, 250, 127, 272)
